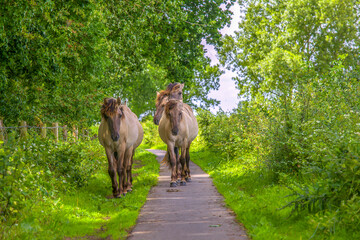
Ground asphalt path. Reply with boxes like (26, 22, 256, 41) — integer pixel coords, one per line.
(127, 149, 249, 240)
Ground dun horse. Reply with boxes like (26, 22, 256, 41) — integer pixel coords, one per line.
(98, 97, 143, 198)
(155, 83, 196, 182)
(158, 99, 198, 187)
(154, 83, 188, 125)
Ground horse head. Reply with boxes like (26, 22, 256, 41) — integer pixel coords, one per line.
(169, 83, 184, 100)
(154, 83, 184, 125)
(165, 99, 183, 136)
(101, 97, 124, 141)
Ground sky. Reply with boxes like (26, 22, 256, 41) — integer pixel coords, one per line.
(203, 2, 242, 113)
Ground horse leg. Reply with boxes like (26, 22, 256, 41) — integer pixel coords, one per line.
(174, 147, 181, 183)
(179, 147, 187, 186)
(168, 145, 177, 187)
(124, 146, 134, 193)
(129, 149, 135, 188)
(185, 146, 191, 182)
(105, 149, 118, 197)
(116, 144, 126, 197)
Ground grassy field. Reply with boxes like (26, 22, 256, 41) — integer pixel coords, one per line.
(1, 147, 159, 240)
(190, 148, 360, 240)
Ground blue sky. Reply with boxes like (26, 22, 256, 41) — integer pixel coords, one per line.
(203, 2, 241, 113)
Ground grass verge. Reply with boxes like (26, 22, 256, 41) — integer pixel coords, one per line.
(191, 148, 359, 240)
(1, 147, 159, 240)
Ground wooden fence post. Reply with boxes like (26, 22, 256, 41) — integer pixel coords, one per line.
(82, 129, 89, 139)
(73, 125, 78, 142)
(0, 120, 4, 142)
(40, 123, 47, 139)
(53, 122, 59, 143)
(63, 125, 68, 142)
(20, 121, 27, 140)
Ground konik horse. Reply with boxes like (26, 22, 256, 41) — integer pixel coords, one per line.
(98, 97, 143, 198)
(154, 83, 186, 125)
(157, 84, 198, 187)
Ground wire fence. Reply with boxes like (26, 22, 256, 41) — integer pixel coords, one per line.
(0, 126, 64, 129)
(0, 120, 94, 143)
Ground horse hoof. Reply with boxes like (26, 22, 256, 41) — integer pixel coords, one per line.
(127, 189, 132, 193)
(185, 177, 191, 182)
(180, 181, 186, 186)
(170, 182, 177, 187)
(114, 194, 122, 198)
(123, 193, 127, 197)
(177, 179, 181, 183)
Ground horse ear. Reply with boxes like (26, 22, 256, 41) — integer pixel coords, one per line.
(156, 91, 160, 97)
(180, 83, 184, 89)
(103, 98, 108, 104)
(124, 100, 127, 106)
(119, 106, 124, 117)
(117, 97, 121, 105)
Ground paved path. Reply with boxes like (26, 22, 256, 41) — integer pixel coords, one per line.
(127, 149, 248, 240)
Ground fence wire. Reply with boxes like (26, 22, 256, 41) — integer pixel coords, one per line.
(0, 124, 94, 141)
(0, 126, 65, 129)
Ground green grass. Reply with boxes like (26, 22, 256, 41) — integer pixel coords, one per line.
(1, 147, 159, 240)
(190, 148, 359, 240)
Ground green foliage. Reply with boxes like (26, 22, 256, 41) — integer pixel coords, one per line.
(0, 132, 159, 239)
(197, 102, 268, 163)
(0, 0, 109, 126)
(198, 0, 360, 237)
(0, 132, 102, 222)
(197, 61, 360, 237)
(140, 115, 165, 149)
(191, 149, 319, 240)
(220, 0, 359, 98)
(280, 60, 360, 220)
(0, 0, 235, 125)
(191, 146, 360, 240)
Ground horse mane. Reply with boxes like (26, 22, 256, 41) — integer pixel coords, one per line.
(166, 82, 180, 91)
(167, 100, 178, 110)
(101, 98, 118, 116)
(165, 99, 182, 114)
(155, 83, 181, 107)
(155, 90, 167, 108)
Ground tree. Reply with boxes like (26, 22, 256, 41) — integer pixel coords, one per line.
(219, 0, 360, 172)
(220, 0, 360, 99)
(0, 0, 109, 125)
(104, 0, 236, 115)
(0, 0, 235, 125)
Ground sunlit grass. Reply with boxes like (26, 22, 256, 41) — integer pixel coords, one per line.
(2, 147, 159, 240)
(190, 149, 360, 240)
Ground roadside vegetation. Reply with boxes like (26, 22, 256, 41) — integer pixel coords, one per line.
(190, 65, 360, 239)
(190, 1, 360, 239)
(0, 127, 159, 239)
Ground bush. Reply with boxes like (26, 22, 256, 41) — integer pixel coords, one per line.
(0, 132, 103, 223)
(282, 63, 360, 224)
(141, 115, 165, 149)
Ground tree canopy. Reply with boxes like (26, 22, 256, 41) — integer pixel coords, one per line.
(220, 0, 360, 100)
(0, 0, 235, 126)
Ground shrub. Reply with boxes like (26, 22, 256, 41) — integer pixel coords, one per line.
(0, 132, 103, 222)
(141, 115, 165, 148)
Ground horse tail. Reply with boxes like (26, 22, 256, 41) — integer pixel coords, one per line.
(160, 153, 168, 166)
(160, 150, 174, 170)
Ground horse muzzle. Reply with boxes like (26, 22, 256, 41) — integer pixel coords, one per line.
(111, 134, 120, 142)
(171, 127, 179, 136)
(154, 118, 159, 125)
